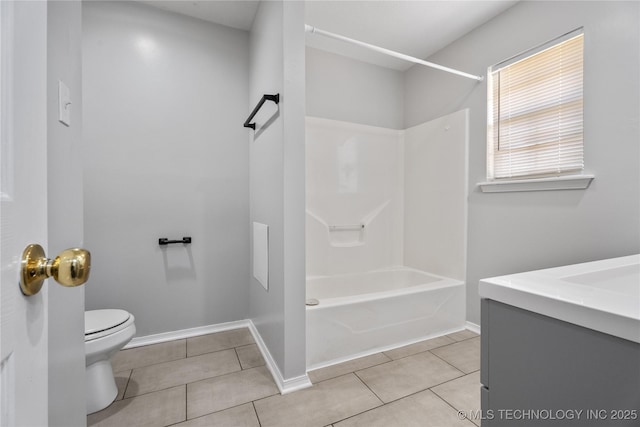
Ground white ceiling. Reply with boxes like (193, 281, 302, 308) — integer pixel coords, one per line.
(142, 0, 518, 71)
(306, 1, 518, 70)
(139, 0, 260, 31)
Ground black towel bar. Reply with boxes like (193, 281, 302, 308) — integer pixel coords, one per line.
(244, 93, 279, 129)
(159, 237, 192, 246)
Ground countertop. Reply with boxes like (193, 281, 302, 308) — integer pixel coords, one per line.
(479, 254, 640, 343)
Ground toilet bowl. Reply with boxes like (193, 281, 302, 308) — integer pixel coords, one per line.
(85, 309, 136, 415)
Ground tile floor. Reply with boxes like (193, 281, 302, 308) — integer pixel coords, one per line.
(88, 328, 481, 427)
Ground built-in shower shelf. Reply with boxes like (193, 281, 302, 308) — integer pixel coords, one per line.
(328, 225, 365, 248)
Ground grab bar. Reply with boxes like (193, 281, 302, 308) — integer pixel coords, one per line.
(328, 224, 365, 231)
(159, 237, 192, 246)
(244, 93, 280, 129)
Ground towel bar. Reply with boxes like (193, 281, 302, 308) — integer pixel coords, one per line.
(158, 237, 192, 245)
(244, 94, 280, 129)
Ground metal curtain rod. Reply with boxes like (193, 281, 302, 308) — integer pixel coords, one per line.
(305, 25, 484, 82)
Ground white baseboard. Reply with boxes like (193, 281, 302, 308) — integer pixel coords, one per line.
(466, 321, 481, 335)
(122, 319, 312, 395)
(124, 319, 251, 349)
(247, 320, 312, 395)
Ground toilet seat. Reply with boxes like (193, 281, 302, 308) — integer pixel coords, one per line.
(85, 309, 133, 342)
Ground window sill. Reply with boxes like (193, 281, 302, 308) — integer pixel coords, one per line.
(477, 174, 595, 193)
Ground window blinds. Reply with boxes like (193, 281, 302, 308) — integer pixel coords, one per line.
(488, 33, 584, 180)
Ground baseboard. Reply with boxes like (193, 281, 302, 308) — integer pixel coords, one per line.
(247, 320, 312, 395)
(466, 321, 481, 334)
(122, 318, 312, 395)
(124, 319, 251, 349)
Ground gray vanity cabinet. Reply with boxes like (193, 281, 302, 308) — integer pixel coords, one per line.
(480, 299, 640, 427)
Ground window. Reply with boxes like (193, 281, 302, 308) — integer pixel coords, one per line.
(487, 30, 584, 181)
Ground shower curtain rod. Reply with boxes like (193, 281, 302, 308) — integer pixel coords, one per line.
(305, 25, 484, 82)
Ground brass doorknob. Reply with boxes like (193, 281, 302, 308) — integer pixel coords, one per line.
(20, 244, 91, 296)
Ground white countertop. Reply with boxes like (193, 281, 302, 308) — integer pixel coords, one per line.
(479, 254, 640, 343)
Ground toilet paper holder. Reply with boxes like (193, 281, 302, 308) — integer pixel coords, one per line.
(158, 237, 192, 246)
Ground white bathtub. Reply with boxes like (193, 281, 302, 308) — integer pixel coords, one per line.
(306, 267, 465, 370)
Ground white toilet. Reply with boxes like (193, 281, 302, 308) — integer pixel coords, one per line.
(85, 309, 136, 414)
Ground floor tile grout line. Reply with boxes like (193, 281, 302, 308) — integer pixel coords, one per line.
(429, 388, 478, 426)
(445, 335, 480, 345)
(381, 340, 456, 362)
(308, 355, 393, 385)
(361, 371, 469, 408)
(428, 348, 475, 375)
(121, 363, 244, 401)
(184, 363, 270, 391)
(456, 336, 479, 343)
(186, 340, 257, 359)
(120, 383, 195, 402)
(185, 342, 257, 359)
(113, 341, 187, 373)
(185, 330, 256, 359)
(448, 337, 481, 348)
(89, 384, 189, 426)
(308, 335, 463, 380)
(426, 371, 471, 390)
(179, 400, 263, 424)
(328, 390, 410, 426)
(309, 337, 473, 387)
(160, 386, 186, 427)
(236, 342, 258, 348)
(251, 401, 263, 427)
(181, 365, 280, 420)
(324, 380, 472, 426)
(233, 346, 243, 370)
(121, 330, 254, 364)
(314, 373, 385, 426)
(184, 337, 188, 359)
(114, 357, 187, 373)
(307, 333, 478, 381)
(352, 371, 385, 406)
(429, 370, 481, 398)
(120, 370, 133, 402)
(119, 346, 241, 383)
(187, 342, 256, 359)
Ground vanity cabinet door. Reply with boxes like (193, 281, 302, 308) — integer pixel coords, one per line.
(481, 299, 640, 427)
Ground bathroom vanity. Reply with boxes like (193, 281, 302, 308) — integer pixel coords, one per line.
(479, 255, 640, 426)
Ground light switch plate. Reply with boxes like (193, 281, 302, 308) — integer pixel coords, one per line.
(58, 80, 71, 126)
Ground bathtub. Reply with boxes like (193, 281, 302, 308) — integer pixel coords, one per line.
(306, 267, 465, 370)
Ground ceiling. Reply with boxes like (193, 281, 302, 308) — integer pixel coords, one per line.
(140, 0, 260, 30)
(142, 0, 518, 71)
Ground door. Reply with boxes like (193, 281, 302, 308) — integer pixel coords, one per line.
(1, 1, 50, 425)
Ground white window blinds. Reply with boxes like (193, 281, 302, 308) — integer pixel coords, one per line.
(488, 31, 584, 180)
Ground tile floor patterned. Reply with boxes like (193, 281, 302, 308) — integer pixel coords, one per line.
(88, 328, 481, 427)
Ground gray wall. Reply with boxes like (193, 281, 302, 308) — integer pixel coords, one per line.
(249, 0, 307, 380)
(306, 47, 404, 129)
(83, 2, 250, 336)
(404, 1, 640, 324)
(47, 1, 85, 424)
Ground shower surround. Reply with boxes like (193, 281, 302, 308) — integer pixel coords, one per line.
(306, 111, 468, 368)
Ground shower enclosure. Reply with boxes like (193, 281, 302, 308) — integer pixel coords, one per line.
(305, 110, 469, 369)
